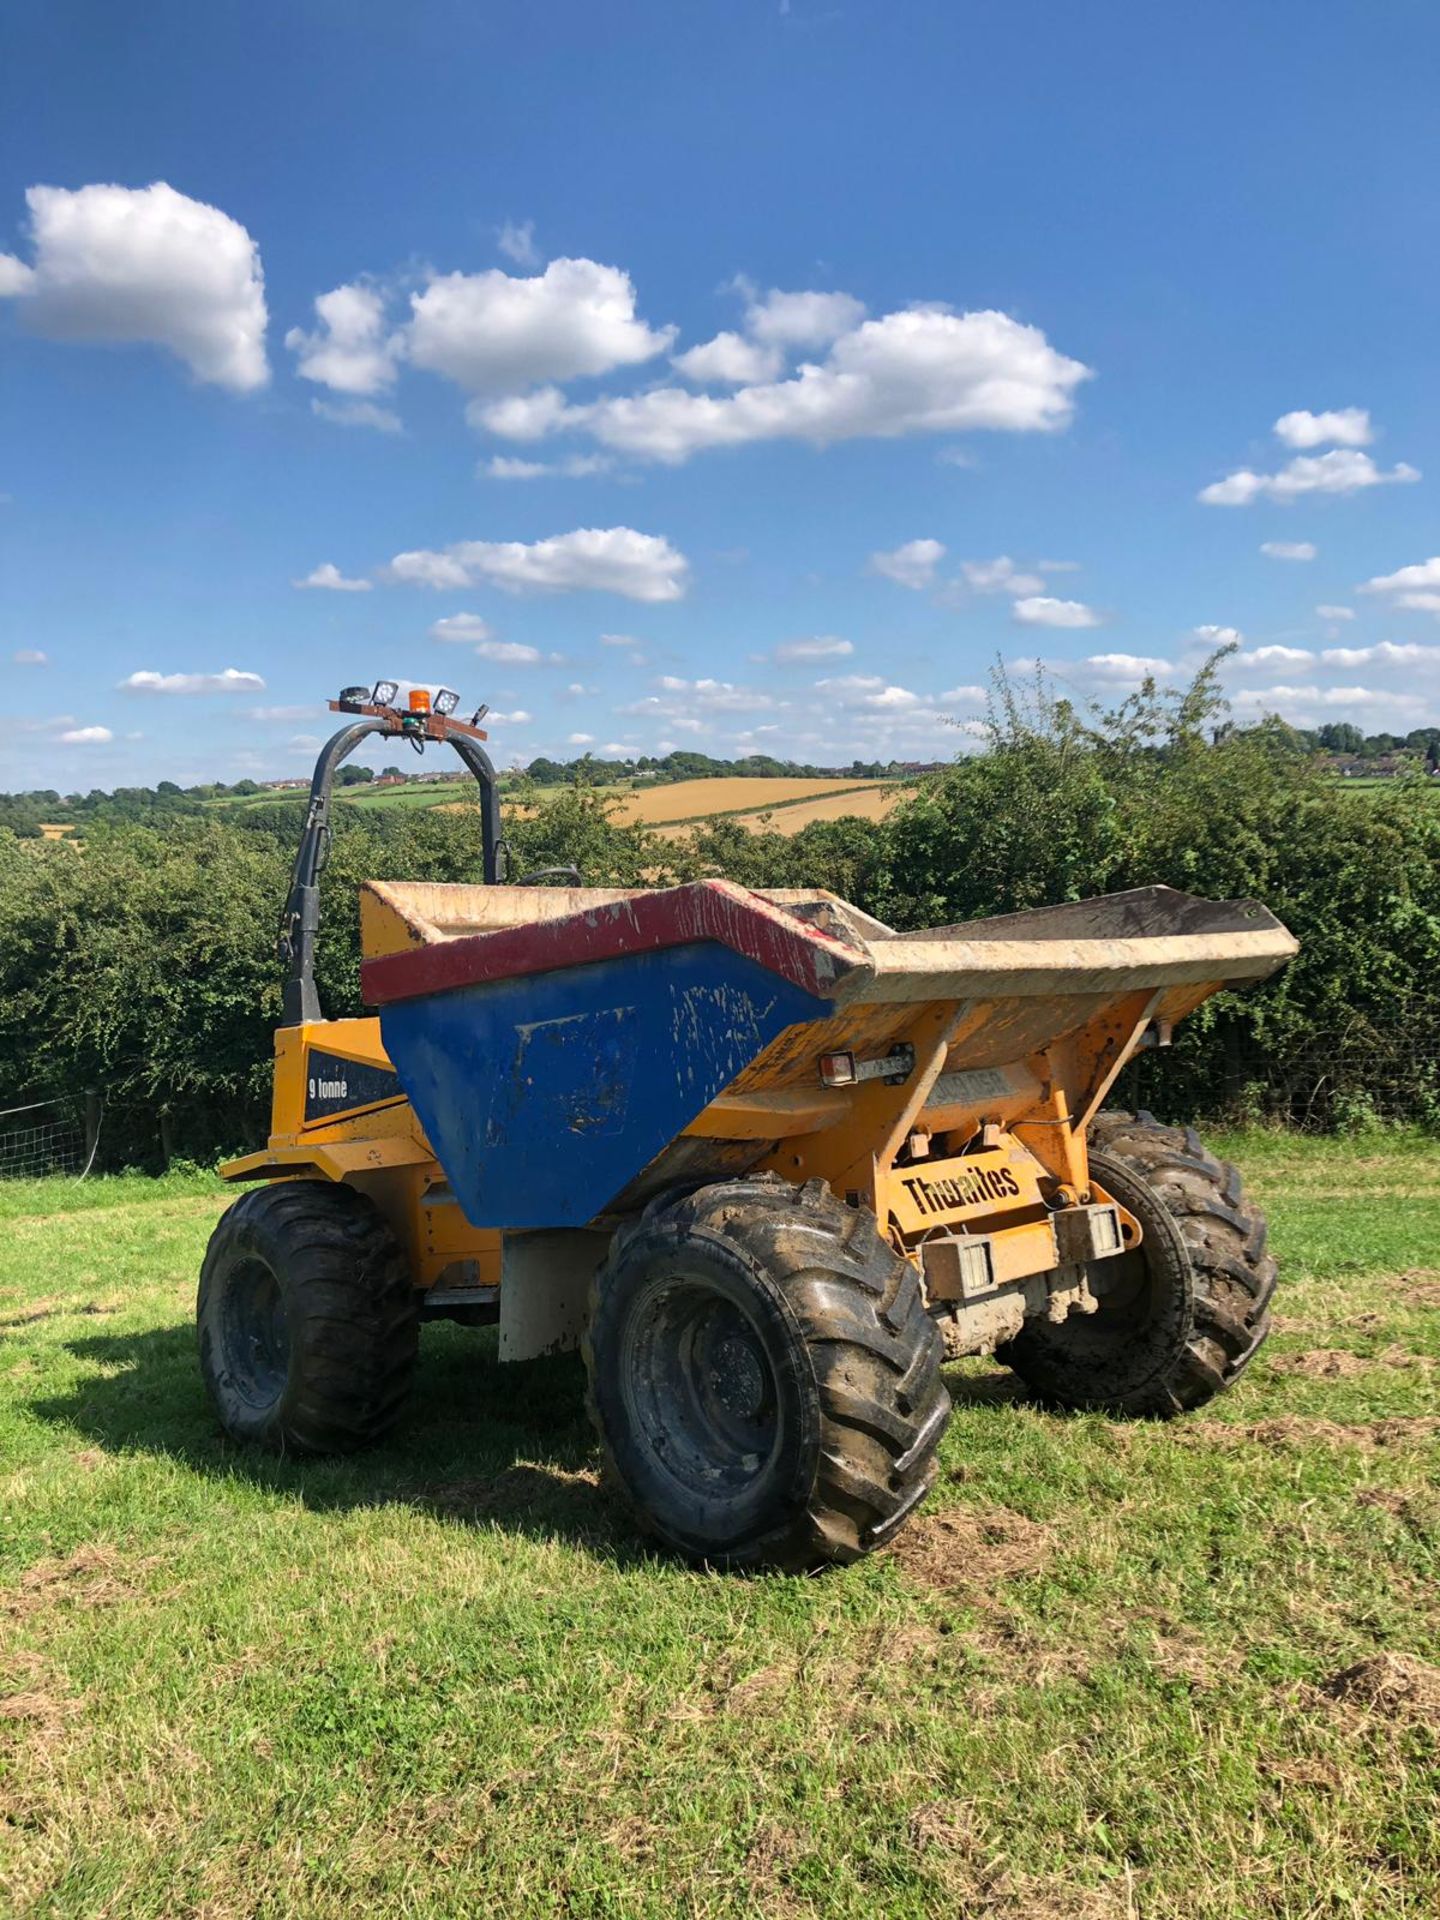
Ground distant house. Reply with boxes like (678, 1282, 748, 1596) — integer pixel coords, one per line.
(262, 778, 309, 791)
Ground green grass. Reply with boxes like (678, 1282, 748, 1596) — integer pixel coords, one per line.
(2, 1135, 1437, 1917)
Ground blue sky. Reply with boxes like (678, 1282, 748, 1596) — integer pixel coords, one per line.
(3, 0, 1439, 789)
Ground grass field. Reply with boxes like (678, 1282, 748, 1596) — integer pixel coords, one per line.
(1, 1135, 1437, 1917)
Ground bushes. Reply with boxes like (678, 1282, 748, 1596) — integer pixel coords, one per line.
(3, 658, 1438, 1165)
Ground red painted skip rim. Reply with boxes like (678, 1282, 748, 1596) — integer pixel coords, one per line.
(361, 879, 867, 1008)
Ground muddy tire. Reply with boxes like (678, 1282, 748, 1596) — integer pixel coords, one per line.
(583, 1175, 950, 1571)
(198, 1181, 417, 1454)
(998, 1111, 1276, 1416)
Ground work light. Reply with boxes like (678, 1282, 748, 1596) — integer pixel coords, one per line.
(433, 687, 459, 716)
(371, 679, 400, 707)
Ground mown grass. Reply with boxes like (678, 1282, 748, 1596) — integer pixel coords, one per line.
(1, 1134, 1437, 1917)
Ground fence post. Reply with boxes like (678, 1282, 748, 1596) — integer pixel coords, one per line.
(83, 1089, 101, 1167)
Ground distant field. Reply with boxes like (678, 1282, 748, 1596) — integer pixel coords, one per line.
(610, 776, 898, 828)
(658, 782, 909, 838)
(434, 774, 910, 836)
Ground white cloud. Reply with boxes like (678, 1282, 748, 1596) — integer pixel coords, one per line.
(566, 732, 595, 746)
(1315, 605, 1354, 621)
(58, 725, 113, 744)
(871, 538, 945, 590)
(482, 452, 613, 479)
(311, 397, 402, 433)
(496, 220, 540, 269)
(405, 257, 672, 397)
(1081, 652, 1171, 683)
(1273, 408, 1372, 450)
(1231, 683, 1427, 716)
(482, 306, 1090, 464)
(487, 709, 533, 725)
(600, 632, 641, 648)
(1013, 595, 1101, 629)
(1235, 645, 1315, 669)
(286, 283, 398, 395)
(429, 613, 494, 645)
(743, 286, 867, 348)
(0, 181, 268, 391)
(120, 668, 266, 695)
(1200, 450, 1420, 505)
(475, 639, 544, 665)
(1395, 594, 1440, 614)
(619, 676, 778, 726)
(772, 635, 854, 663)
(293, 562, 372, 592)
(1321, 641, 1440, 669)
(672, 331, 783, 385)
(1359, 556, 1440, 596)
(12, 648, 46, 664)
(287, 733, 324, 753)
(1259, 540, 1317, 561)
(962, 555, 1045, 597)
(1193, 624, 1243, 646)
(387, 526, 689, 602)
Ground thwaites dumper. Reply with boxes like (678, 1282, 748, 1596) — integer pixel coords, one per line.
(203, 686, 1298, 1572)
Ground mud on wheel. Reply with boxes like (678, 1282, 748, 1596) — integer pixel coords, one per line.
(583, 1174, 951, 1572)
(198, 1181, 418, 1454)
(998, 1110, 1276, 1416)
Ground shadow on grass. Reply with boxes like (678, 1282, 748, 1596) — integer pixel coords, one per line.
(31, 1320, 653, 1567)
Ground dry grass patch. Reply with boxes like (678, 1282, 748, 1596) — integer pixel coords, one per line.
(885, 1502, 1053, 1597)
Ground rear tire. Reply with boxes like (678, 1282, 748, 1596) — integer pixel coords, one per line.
(998, 1111, 1276, 1416)
(583, 1175, 951, 1571)
(198, 1181, 418, 1454)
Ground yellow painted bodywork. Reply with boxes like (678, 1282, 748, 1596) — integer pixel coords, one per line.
(220, 1015, 500, 1292)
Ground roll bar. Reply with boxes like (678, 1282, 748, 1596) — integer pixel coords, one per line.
(278, 710, 502, 1027)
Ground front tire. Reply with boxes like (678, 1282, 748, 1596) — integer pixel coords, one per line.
(998, 1112, 1276, 1416)
(583, 1176, 951, 1571)
(198, 1181, 418, 1454)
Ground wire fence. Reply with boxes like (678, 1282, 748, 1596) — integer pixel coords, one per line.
(0, 1094, 100, 1180)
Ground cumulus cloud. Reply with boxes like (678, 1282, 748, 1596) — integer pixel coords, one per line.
(1200, 450, 1420, 505)
(743, 285, 868, 347)
(429, 613, 494, 644)
(293, 562, 372, 592)
(962, 555, 1046, 597)
(871, 538, 945, 590)
(1358, 556, 1440, 616)
(475, 639, 544, 665)
(1234, 644, 1315, 669)
(1321, 641, 1440, 669)
(771, 635, 854, 663)
(405, 257, 672, 397)
(672, 331, 783, 385)
(1230, 682, 1427, 717)
(0, 181, 268, 390)
(1260, 540, 1317, 561)
(482, 452, 613, 479)
(1273, 408, 1372, 449)
(496, 220, 540, 268)
(120, 668, 265, 695)
(58, 725, 113, 744)
(386, 526, 689, 602)
(480, 307, 1090, 464)
(286, 283, 398, 395)
(13, 648, 46, 664)
(1013, 595, 1101, 629)
(311, 397, 402, 433)
(1193, 624, 1244, 646)
(1080, 653, 1171, 684)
